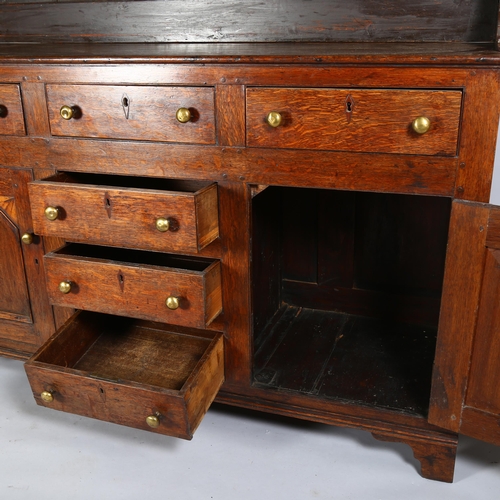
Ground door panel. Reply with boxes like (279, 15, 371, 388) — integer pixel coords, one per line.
(0, 168, 55, 358)
(429, 200, 500, 445)
(0, 206, 32, 321)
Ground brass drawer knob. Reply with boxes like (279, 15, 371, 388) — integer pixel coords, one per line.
(44, 206, 59, 221)
(412, 116, 431, 134)
(146, 413, 161, 428)
(155, 217, 171, 232)
(40, 391, 54, 403)
(21, 233, 33, 245)
(58, 281, 72, 294)
(165, 296, 180, 310)
(176, 107, 192, 123)
(60, 105, 76, 120)
(266, 111, 283, 128)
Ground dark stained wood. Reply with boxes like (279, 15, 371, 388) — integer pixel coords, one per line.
(254, 306, 437, 416)
(29, 173, 219, 254)
(428, 201, 489, 432)
(47, 84, 215, 144)
(247, 88, 462, 156)
(251, 186, 282, 346)
(372, 433, 456, 483)
(354, 192, 450, 296)
(0, 84, 26, 136)
(0, 1, 496, 43)
(44, 244, 222, 329)
(282, 282, 442, 327)
(25, 311, 224, 440)
(1, 42, 500, 66)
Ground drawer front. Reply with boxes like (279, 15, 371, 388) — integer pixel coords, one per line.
(29, 174, 219, 253)
(0, 84, 26, 136)
(246, 88, 462, 156)
(44, 246, 222, 329)
(25, 312, 224, 440)
(47, 84, 215, 144)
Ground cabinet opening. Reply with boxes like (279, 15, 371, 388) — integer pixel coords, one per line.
(251, 186, 451, 417)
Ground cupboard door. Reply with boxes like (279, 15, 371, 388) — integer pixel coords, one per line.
(429, 200, 500, 445)
(0, 168, 54, 358)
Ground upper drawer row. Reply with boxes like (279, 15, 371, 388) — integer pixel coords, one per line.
(2, 83, 462, 156)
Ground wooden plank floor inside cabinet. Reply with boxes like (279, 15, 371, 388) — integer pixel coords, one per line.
(253, 306, 436, 416)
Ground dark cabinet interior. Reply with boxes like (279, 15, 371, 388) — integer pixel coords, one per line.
(252, 187, 451, 416)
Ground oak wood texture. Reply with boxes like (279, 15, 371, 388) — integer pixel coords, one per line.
(28, 173, 219, 253)
(428, 201, 490, 432)
(25, 311, 224, 439)
(0, 1, 496, 43)
(43, 244, 222, 329)
(0, 84, 26, 136)
(0, 33, 500, 481)
(0, 168, 55, 358)
(46, 84, 215, 144)
(246, 88, 462, 156)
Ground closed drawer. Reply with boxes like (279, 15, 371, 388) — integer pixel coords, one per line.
(47, 84, 215, 144)
(25, 311, 224, 440)
(0, 84, 25, 136)
(29, 173, 219, 253)
(44, 244, 222, 329)
(246, 88, 462, 156)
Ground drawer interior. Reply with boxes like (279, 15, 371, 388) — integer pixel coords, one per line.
(33, 312, 216, 392)
(42, 172, 213, 194)
(52, 243, 214, 272)
(252, 186, 452, 417)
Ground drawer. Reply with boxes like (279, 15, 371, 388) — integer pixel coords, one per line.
(46, 84, 215, 144)
(44, 244, 222, 329)
(24, 311, 224, 439)
(28, 173, 219, 253)
(0, 84, 26, 136)
(246, 88, 462, 156)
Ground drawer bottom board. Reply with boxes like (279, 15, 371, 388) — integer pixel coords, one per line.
(25, 311, 224, 439)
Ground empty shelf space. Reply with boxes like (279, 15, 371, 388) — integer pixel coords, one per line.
(253, 306, 437, 416)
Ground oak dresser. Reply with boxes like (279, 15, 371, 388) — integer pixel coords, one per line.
(1, 0, 500, 482)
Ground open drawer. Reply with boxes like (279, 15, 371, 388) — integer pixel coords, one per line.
(25, 311, 224, 439)
(28, 172, 219, 253)
(44, 243, 222, 329)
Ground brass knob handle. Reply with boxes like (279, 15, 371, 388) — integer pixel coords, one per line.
(40, 391, 54, 403)
(412, 116, 431, 134)
(155, 217, 171, 232)
(165, 296, 180, 310)
(21, 233, 33, 245)
(266, 111, 283, 128)
(58, 281, 72, 294)
(146, 413, 161, 428)
(60, 105, 76, 120)
(176, 107, 192, 123)
(44, 206, 59, 221)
